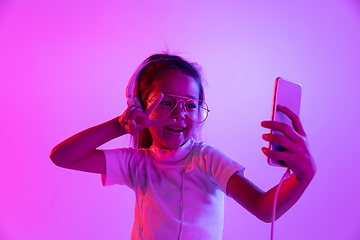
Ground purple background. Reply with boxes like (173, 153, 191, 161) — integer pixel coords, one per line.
(1, 0, 360, 239)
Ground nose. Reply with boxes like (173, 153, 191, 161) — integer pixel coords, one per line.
(172, 101, 186, 119)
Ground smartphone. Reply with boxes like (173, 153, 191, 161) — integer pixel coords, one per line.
(268, 77, 302, 167)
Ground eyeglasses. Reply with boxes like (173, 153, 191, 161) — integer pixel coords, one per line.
(141, 93, 210, 123)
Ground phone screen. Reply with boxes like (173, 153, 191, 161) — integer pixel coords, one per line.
(268, 77, 302, 167)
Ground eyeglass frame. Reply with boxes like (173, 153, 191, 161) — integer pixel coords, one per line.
(138, 93, 210, 123)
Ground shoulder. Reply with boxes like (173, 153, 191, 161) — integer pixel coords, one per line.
(192, 141, 233, 160)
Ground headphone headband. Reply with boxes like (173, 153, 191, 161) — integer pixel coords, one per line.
(126, 59, 153, 99)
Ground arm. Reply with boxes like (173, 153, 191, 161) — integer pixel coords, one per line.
(50, 117, 126, 174)
(227, 171, 312, 223)
(50, 93, 175, 174)
(227, 105, 316, 222)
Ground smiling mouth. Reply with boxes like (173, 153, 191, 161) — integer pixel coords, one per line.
(165, 126, 185, 133)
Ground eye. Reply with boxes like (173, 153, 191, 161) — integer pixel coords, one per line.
(161, 101, 172, 106)
(160, 98, 174, 107)
(159, 95, 177, 107)
(185, 100, 198, 110)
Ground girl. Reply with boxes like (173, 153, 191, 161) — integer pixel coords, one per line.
(50, 54, 316, 240)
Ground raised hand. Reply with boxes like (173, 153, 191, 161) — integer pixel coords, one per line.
(261, 105, 316, 182)
(119, 93, 176, 135)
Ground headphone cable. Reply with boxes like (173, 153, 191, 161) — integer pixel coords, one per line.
(271, 167, 291, 240)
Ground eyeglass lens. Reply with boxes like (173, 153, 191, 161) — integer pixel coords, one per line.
(150, 94, 209, 123)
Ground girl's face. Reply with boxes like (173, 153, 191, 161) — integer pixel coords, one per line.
(147, 69, 200, 150)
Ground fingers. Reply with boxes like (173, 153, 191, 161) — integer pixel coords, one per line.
(126, 119, 137, 134)
(124, 105, 141, 121)
(120, 94, 169, 135)
(262, 147, 294, 162)
(262, 146, 316, 182)
(262, 147, 298, 168)
(261, 106, 316, 181)
(261, 104, 307, 143)
(277, 105, 306, 136)
(119, 105, 144, 134)
(119, 106, 135, 127)
(143, 93, 164, 116)
(261, 121, 303, 144)
(127, 106, 143, 122)
(262, 133, 300, 152)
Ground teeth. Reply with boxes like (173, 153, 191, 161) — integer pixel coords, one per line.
(166, 126, 184, 132)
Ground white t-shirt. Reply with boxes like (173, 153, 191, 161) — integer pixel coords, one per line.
(101, 139, 244, 240)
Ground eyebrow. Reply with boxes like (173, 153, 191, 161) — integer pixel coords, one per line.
(164, 93, 199, 100)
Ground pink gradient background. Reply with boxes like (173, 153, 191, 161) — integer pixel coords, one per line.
(1, 0, 360, 239)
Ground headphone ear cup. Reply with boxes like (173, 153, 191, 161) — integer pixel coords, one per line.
(126, 59, 155, 109)
(127, 96, 142, 108)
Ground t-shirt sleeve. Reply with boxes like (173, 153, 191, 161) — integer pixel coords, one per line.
(200, 144, 245, 195)
(101, 148, 140, 189)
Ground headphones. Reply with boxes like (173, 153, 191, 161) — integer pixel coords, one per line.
(125, 57, 206, 134)
(126, 59, 151, 108)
